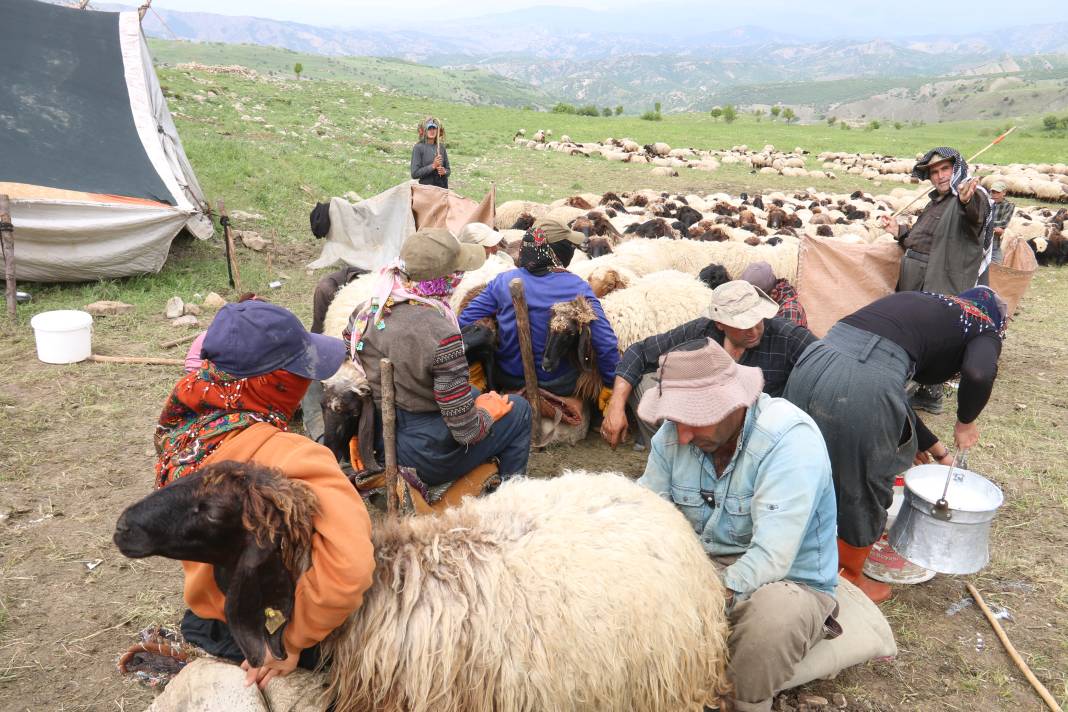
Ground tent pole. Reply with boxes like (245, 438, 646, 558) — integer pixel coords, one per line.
(0, 195, 16, 323)
(216, 199, 242, 293)
(138, 0, 152, 21)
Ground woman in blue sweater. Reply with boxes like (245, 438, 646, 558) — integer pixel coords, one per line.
(459, 218, 619, 397)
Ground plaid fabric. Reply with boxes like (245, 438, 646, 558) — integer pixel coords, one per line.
(617, 316, 816, 398)
(770, 279, 807, 328)
(990, 200, 1015, 230)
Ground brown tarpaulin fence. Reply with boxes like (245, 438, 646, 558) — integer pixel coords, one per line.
(990, 236, 1038, 318)
(795, 236, 902, 338)
(411, 183, 495, 234)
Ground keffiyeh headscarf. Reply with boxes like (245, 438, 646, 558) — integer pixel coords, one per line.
(155, 364, 310, 488)
(519, 227, 565, 276)
(926, 286, 1007, 341)
(913, 146, 997, 273)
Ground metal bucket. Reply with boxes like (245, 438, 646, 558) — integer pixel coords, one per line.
(888, 464, 1003, 575)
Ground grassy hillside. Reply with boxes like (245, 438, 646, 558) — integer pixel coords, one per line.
(154, 61, 1068, 246)
(148, 39, 552, 108)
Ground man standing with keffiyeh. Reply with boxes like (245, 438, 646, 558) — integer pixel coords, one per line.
(880, 147, 993, 415)
(881, 147, 993, 296)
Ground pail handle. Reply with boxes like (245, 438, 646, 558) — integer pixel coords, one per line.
(932, 449, 969, 521)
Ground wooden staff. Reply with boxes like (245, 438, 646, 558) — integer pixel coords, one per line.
(0, 194, 15, 323)
(509, 278, 542, 446)
(891, 127, 1017, 218)
(216, 199, 242, 293)
(380, 358, 400, 516)
(966, 583, 1063, 712)
(87, 354, 185, 366)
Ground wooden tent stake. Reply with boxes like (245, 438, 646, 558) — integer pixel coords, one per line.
(0, 195, 16, 323)
(160, 333, 199, 349)
(509, 278, 542, 447)
(380, 358, 400, 516)
(216, 199, 242, 293)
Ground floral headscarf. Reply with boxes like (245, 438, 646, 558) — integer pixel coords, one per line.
(154, 363, 310, 488)
(342, 261, 462, 375)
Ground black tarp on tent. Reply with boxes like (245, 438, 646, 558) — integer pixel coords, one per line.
(0, 0, 212, 282)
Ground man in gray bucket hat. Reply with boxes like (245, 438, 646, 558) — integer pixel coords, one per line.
(637, 338, 839, 711)
(601, 280, 816, 449)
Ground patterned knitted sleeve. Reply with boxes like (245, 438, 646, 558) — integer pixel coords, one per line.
(433, 332, 491, 445)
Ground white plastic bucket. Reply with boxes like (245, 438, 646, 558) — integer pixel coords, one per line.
(29, 310, 93, 364)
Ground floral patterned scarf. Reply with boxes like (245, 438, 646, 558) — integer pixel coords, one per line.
(154, 362, 310, 488)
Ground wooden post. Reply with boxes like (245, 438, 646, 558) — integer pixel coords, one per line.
(87, 354, 185, 366)
(0, 194, 16, 323)
(216, 199, 242, 293)
(509, 278, 541, 446)
(380, 358, 400, 516)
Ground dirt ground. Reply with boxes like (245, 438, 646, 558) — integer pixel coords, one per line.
(0, 249, 1065, 711)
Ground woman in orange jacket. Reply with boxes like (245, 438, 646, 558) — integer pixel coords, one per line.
(154, 301, 375, 689)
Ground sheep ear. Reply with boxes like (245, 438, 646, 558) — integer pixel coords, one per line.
(223, 539, 296, 667)
(577, 326, 593, 372)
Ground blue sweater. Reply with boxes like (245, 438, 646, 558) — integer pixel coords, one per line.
(459, 268, 619, 387)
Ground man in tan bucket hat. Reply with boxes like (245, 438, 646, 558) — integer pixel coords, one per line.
(601, 280, 815, 449)
(637, 339, 839, 711)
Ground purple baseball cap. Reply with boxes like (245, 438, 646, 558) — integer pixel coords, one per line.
(201, 301, 346, 380)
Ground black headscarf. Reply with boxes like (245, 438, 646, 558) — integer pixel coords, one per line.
(518, 227, 564, 276)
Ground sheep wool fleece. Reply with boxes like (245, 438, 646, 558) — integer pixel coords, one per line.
(182, 422, 375, 653)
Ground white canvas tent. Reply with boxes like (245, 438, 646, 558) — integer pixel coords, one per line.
(1, 0, 212, 282)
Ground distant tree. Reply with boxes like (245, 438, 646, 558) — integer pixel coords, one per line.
(654, 101, 662, 114)
(1043, 114, 1060, 131)
(614, 105, 624, 115)
(640, 110, 662, 121)
(782, 107, 797, 123)
(293, 62, 303, 80)
(710, 107, 723, 121)
(553, 102, 577, 114)
(867, 119, 881, 130)
(893, 121, 903, 130)
(770, 105, 782, 120)
(603, 107, 613, 117)
(827, 115, 837, 126)
(722, 104, 737, 124)
(576, 104, 600, 116)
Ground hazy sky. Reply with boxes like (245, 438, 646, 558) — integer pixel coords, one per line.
(150, 0, 1068, 37)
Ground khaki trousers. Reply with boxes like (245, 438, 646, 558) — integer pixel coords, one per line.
(713, 558, 837, 711)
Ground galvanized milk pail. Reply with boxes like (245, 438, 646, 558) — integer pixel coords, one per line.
(888, 463, 1003, 575)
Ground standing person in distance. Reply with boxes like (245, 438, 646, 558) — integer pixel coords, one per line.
(411, 117, 450, 189)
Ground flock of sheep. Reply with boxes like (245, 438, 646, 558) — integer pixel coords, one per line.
(819, 151, 1068, 202)
(515, 128, 1068, 205)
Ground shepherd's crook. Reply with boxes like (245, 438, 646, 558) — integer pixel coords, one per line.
(891, 126, 1017, 218)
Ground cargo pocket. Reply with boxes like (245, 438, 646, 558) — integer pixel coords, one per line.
(724, 493, 754, 545)
(671, 485, 712, 533)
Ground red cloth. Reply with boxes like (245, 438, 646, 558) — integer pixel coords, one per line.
(154, 363, 310, 488)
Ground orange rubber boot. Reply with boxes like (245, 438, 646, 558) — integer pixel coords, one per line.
(837, 538, 892, 604)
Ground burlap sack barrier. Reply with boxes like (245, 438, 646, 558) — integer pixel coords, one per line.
(796, 236, 902, 338)
(411, 183, 495, 234)
(991, 236, 1038, 317)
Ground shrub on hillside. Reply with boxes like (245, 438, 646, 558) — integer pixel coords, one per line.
(576, 105, 600, 117)
(552, 102, 577, 114)
(640, 110, 662, 121)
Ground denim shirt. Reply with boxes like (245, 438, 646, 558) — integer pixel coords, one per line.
(638, 394, 838, 597)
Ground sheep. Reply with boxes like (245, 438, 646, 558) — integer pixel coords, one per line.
(624, 218, 677, 239)
(599, 270, 713, 350)
(494, 201, 549, 230)
(114, 465, 730, 712)
(698, 263, 731, 290)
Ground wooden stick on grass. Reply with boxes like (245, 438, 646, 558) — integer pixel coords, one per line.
(87, 354, 185, 366)
(509, 278, 541, 447)
(966, 583, 1063, 712)
(0, 194, 16, 323)
(159, 333, 200, 349)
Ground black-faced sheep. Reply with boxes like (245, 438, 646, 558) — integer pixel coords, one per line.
(542, 296, 603, 402)
(698, 263, 731, 290)
(624, 218, 676, 239)
(114, 465, 731, 712)
(600, 191, 623, 206)
(676, 205, 703, 229)
(511, 212, 535, 231)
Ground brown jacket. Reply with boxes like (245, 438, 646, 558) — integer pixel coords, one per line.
(181, 422, 374, 652)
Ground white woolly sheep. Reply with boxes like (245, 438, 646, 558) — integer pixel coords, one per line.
(599, 270, 712, 350)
